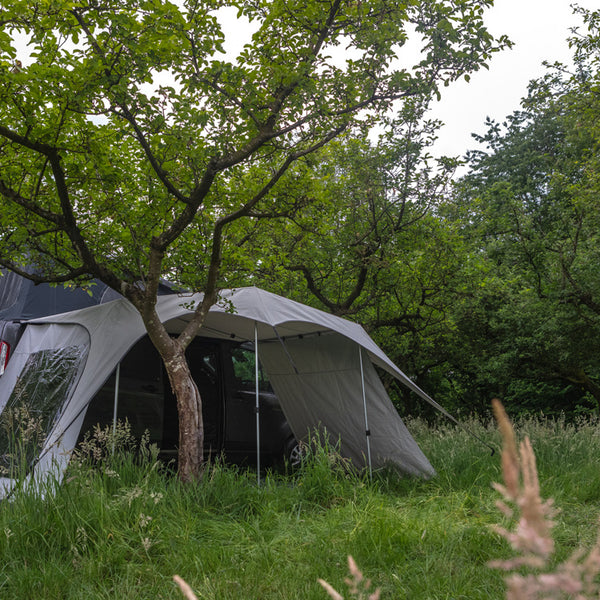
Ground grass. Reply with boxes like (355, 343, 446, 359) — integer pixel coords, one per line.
(0, 416, 599, 599)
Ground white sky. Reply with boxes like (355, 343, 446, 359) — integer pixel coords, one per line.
(430, 0, 598, 159)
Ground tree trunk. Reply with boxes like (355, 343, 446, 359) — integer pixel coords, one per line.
(130, 263, 217, 482)
(563, 367, 600, 414)
(138, 302, 206, 482)
(163, 349, 204, 482)
(581, 374, 600, 414)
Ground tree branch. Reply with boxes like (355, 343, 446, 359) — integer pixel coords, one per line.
(0, 259, 90, 285)
(0, 178, 62, 225)
(70, 8, 191, 206)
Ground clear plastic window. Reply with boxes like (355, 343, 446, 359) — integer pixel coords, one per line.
(0, 345, 86, 475)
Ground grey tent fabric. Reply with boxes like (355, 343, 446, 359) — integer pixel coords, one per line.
(0, 286, 436, 496)
(193, 288, 455, 422)
(0, 321, 91, 495)
(259, 333, 433, 476)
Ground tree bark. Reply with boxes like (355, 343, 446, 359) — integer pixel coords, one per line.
(163, 349, 204, 482)
(135, 296, 207, 483)
(579, 373, 600, 414)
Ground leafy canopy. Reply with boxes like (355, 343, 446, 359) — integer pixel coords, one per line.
(445, 6, 600, 415)
(0, 0, 507, 291)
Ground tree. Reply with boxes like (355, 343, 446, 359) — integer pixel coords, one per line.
(0, 0, 507, 480)
(447, 7, 600, 414)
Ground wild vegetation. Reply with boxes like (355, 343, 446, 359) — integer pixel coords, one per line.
(0, 414, 599, 599)
(1, 4, 600, 596)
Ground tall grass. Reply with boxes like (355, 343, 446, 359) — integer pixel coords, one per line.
(488, 401, 600, 599)
(0, 416, 598, 599)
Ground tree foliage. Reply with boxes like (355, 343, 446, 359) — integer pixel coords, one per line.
(247, 104, 471, 417)
(446, 7, 600, 415)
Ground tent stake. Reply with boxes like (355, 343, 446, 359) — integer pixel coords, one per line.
(111, 362, 121, 456)
(358, 347, 373, 479)
(255, 323, 261, 486)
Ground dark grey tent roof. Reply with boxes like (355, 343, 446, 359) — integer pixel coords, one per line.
(0, 269, 109, 320)
(0, 269, 176, 321)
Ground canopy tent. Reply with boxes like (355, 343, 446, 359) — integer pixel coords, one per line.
(0, 287, 437, 496)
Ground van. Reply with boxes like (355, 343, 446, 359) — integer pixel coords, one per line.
(78, 335, 301, 469)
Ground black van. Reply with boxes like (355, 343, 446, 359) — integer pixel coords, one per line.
(78, 335, 301, 469)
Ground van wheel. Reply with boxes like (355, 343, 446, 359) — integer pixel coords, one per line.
(285, 438, 303, 469)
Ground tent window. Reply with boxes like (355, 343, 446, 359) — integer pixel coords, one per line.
(0, 345, 86, 475)
(0, 270, 22, 312)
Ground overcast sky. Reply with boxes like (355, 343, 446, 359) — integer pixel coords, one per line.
(430, 0, 598, 160)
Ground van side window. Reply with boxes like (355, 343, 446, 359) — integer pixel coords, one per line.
(230, 346, 272, 393)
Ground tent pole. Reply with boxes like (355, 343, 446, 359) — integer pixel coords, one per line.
(254, 323, 261, 486)
(358, 347, 372, 479)
(111, 362, 121, 456)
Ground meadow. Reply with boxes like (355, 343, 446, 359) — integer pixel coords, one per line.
(1, 415, 599, 599)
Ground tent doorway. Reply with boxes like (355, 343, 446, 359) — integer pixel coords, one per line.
(77, 335, 297, 468)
